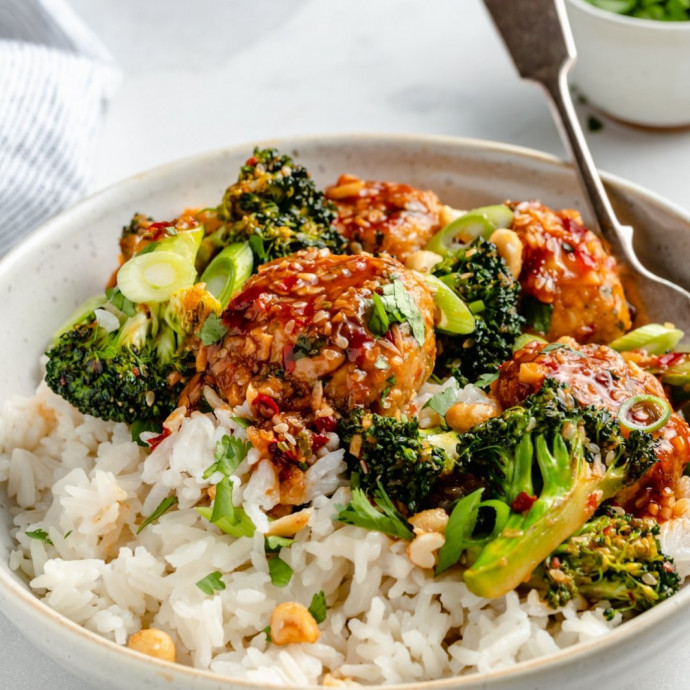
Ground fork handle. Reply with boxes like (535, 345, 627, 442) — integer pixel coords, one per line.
(541, 43, 635, 262)
(483, 0, 634, 263)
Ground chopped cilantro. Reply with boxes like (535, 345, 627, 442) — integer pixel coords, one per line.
(249, 234, 267, 262)
(381, 375, 396, 402)
(268, 557, 294, 587)
(265, 535, 294, 552)
(292, 334, 327, 360)
(374, 355, 389, 370)
(541, 342, 586, 357)
(424, 387, 459, 417)
(367, 279, 425, 345)
(26, 528, 53, 546)
(200, 313, 228, 346)
(196, 467, 255, 538)
(203, 435, 250, 480)
(335, 483, 414, 540)
(231, 416, 252, 429)
(308, 590, 327, 624)
(473, 371, 499, 390)
(137, 495, 178, 534)
(196, 571, 226, 595)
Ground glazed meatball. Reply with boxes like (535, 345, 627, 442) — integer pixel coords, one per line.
(325, 174, 442, 263)
(511, 201, 631, 343)
(205, 248, 436, 418)
(494, 338, 690, 519)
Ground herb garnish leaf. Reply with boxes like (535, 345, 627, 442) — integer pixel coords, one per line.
(268, 557, 294, 587)
(196, 571, 226, 595)
(308, 591, 327, 624)
(137, 495, 178, 534)
(335, 483, 414, 540)
(368, 279, 425, 346)
(424, 387, 460, 417)
(26, 528, 53, 546)
(200, 313, 228, 346)
(203, 435, 250, 480)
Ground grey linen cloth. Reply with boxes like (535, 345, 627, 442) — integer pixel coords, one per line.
(0, 0, 120, 255)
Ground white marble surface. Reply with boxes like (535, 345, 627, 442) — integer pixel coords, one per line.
(3, 0, 690, 687)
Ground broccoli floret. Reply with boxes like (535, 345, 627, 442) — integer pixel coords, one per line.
(454, 379, 659, 598)
(339, 409, 457, 513)
(535, 507, 679, 613)
(206, 147, 346, 265)
(431, 237, 523, 385)
(45, 285, 220, 423)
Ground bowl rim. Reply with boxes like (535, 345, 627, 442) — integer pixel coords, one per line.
(566, 0, 690, 30)
(2, 131, 690, 689)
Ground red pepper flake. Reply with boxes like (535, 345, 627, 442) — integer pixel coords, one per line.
(311, 433, 330, 450)
(314, 416, 338, 433)
(252, 393, 280, 418)
(663, 561, 675, 573)
(550, 557, 561, 569)
(246, 155, 257, 166)
(269, 441, 298, 466)
(655, 352, 685, 369)
(586, 492, 599, 512)
(510, 491, 537, 513)
(283, 344, 296, 374)
(147, 427, 171, 451)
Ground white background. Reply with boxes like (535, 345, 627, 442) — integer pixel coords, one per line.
(2, 0, 690, 687)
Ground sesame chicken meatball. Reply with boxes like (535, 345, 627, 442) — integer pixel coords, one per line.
(325, 174, 442, 263)
(205, 248, 436, 418)
(511, 201, 631, 343)
(494, 338, 690, 519)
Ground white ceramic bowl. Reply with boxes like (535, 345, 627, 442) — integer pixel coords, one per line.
(3, 134, 690, 689)
(565, 0, 690, 127)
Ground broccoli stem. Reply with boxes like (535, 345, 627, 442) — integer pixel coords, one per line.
(464, 431, 623, 599)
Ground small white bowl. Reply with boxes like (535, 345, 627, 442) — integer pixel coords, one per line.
(565, 0, 690, 128)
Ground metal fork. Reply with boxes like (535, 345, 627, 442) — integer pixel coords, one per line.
(483, 0, 690, 333)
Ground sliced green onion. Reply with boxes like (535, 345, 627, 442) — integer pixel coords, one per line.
(617, 394, 671, 433)
(156, 225, 204, 263)
(512, 333, 548, 352)
(424, 274, 475, 335)
(470, 204, 514, 229)
(609, 324, 684, 355)
(661, 357, 690, 387)
(467, 300, 485, 315)
(425, 204, 513, 256)
(52, 294, 107, 340)
(117, 250, 197, 304)
(425, 213, 495, 256)
(436, 488, 484, 575)
(200, 242, 253, 308)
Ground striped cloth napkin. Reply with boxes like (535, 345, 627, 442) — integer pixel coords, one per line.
(0, 0, 121, 255)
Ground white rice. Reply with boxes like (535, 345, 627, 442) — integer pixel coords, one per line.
(2, 378, 689, 686)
